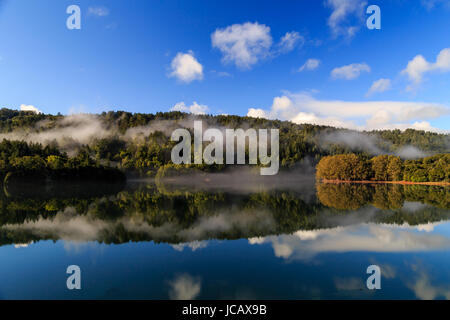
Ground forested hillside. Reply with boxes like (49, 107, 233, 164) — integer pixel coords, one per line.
(0, 108, 448, 178)
(0, 139, 125, 184)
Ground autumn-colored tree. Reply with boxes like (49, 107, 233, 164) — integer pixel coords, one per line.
(317, 153, 448, 183)
(386, 156, 403, 181)
(316, 154, 372, 181)
(316, 156, 336, 180)
(371, 155, 389, 181)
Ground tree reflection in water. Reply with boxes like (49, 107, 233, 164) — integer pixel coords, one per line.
(0, 180, 448, 247)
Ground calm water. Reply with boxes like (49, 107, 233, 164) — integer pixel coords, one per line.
(0, 174, 449, 300)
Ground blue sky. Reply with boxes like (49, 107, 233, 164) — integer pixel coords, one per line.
(0, 0, 449, 131)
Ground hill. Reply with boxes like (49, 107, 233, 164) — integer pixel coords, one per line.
(0, 108, 448, 177)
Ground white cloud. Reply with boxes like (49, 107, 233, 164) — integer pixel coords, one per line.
(331, 62, 370, 80)
(246, 92, 449, 132)
(88, 6, 110, 17)
(169, 51, 203, 83)
(19, 104, 42, 114)
(170, 101, 209, 115)
(366, 78, 391, 96)
(402, 48, 450, 89)
(211, 22, 303, 69)
(247, 108, 268, 119)
(421, 0, 450, 10)
(298, 59, 321, 72)
(277, 31, 304, 53)
(212, 70, 232, 78)
(325, 0, 368, 38)
(211, 22, 273, 69)
(168, 274, 201, 300)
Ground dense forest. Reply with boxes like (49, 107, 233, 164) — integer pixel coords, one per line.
(0, 139, 125, 184)
(316, 153, 449, 183)
(0, 108, 448, 179)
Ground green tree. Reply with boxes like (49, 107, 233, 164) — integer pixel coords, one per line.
(46, 155, 65, 170)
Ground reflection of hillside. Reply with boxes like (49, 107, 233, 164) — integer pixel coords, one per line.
(317, 183, 449, 210)
(0, 182, 449, 247)
(3, 180, 125, 199)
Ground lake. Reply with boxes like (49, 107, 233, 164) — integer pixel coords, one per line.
(0, 173, 449, 300)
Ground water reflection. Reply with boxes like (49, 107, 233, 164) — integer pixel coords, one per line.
(249, 222, 450, 260)
(317, 183, 448, 210)
(0, 180, 448, 246)
(0, 179, 449, 299)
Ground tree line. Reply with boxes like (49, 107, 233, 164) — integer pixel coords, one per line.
(0, 108, 448, 177)
(0, 140, 125, 184)
(316, 153, 449, 182)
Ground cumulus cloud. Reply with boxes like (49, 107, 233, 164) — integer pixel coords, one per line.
(246, 92, 449, 132)
(277, 31, 304, 53)
(402, 48, 450, 89)
(168, 274, 201, 300)
(88, 6, 110, 17)
(247, 108, 268, 119)
(211, 22, 273, 69)
(170, 101, 209, 115)
(211, 22, 302, 69)
(325, 0, 368, 38)
(19, 104, 42, 114)
(246, 95, 354, 129)
(169, 51, 203, 83)
(298, 59, 321, 72)
(366, 78, 391, 96)
(331, 62, 370, 80)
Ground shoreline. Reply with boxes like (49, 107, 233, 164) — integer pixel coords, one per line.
(319, 179, 450, 186)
